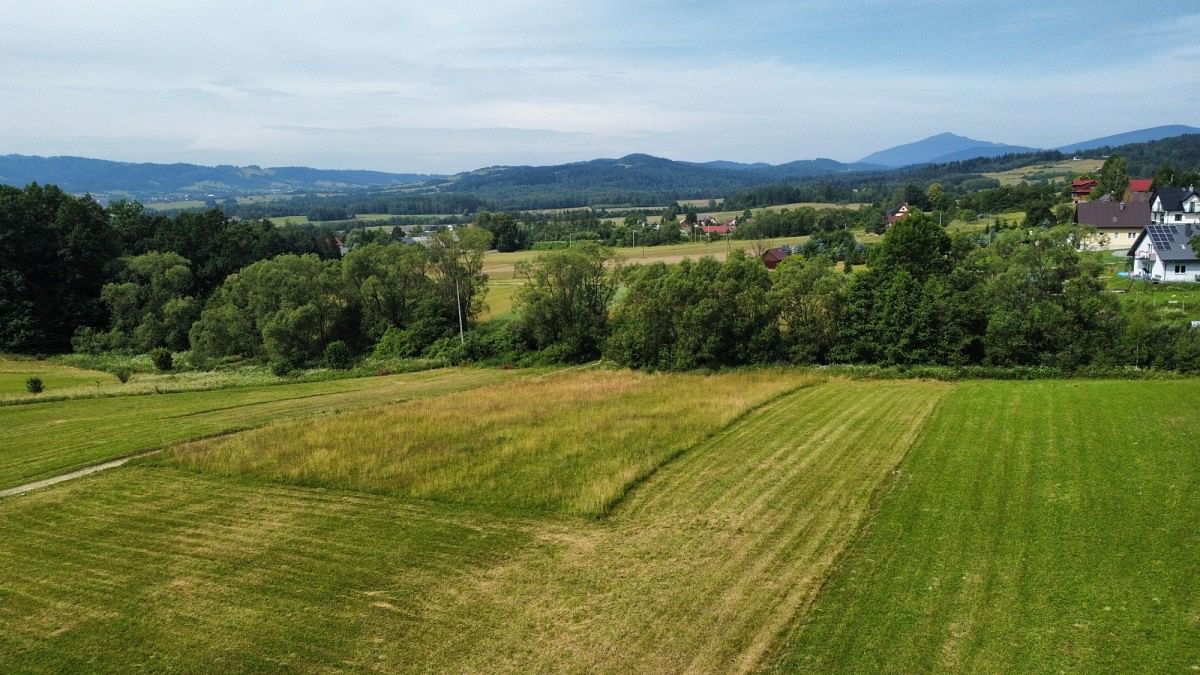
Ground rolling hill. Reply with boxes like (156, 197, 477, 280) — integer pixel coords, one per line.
(1056, 124, 1200, 154)
(0, 154, 437, 199)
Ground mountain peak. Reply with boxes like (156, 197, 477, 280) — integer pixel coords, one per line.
(858, 133, 1038, 168)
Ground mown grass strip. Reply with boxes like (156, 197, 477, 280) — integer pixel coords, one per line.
(775, 379, 1200, 673)
(400, 379, 950, 672)
(0, 467, 549, 672)
(0, 367, 533, 490)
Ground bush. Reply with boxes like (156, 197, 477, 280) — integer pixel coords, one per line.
(149, 347, 173, 371)
(25, 377, 44, 394)
(114, 368, 131, 383)
(323, 340, 353, 370)
(270, 360, 293, 377)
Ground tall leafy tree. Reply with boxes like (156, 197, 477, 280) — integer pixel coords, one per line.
(1095, 154, 1129, 200)
(513, 243, 618, 362)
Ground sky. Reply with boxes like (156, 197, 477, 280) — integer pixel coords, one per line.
(2, 0, 1199, 174)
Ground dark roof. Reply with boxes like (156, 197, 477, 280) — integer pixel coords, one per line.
(1075, 199, 1149, 229)
(1152, 187, 1197, 212)
(1130, 223, 1200, 261)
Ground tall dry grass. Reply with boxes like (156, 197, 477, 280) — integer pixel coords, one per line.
(166, 369, 818, 515)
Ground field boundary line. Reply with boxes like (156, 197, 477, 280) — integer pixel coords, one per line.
(598, 374, 826, 519)
(758, 384, 953, 672)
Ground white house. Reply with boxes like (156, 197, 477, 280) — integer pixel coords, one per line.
(1128, 223, 1200, 282)
(1150, 187, 1200, 225)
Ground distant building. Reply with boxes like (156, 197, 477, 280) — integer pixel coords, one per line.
(1127, 178, 1153, 202)
(1071, 178, 1099, 202)
(1150, 186, 1200, 225)
(762, 247, 790, 270)
(1128, 223, 1199, 282)
(1075, 199, 1149, 250)
(700, 224, 735, 236)
(886, 204, 910, 227)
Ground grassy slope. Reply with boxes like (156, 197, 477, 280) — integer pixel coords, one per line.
(164, 369, 810, 516)
(0, 367, 532, 490)
(0, 377, 948, 672)
(777, 380, 1200, 672)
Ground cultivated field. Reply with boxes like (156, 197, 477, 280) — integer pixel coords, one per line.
(2, 372, 1197, 672)
(982, 158, 1104, 186)
(482, 236, 811, 281)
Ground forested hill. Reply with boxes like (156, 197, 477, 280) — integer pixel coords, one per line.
(0, 155, 436, 199)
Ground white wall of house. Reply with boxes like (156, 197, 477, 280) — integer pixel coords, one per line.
(1131, 235, 1200, 282)
(1151, 195, 1200, 224)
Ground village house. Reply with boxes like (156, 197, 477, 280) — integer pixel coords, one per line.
(1075, 198, 1149, 250)
(761, 247, 789, 270)
(1127, 178, 1153, 202)
(1128, 222, 1200, 282)
(1071, 178, 1099, 202)
(1150, 186, 1200, 225)
(886, 204, 910, 227)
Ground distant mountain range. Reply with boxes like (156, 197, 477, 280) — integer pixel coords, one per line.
(2, 124, 1198, 202)
(0, 154, 436, 200)
(859, 125, 1200, 168)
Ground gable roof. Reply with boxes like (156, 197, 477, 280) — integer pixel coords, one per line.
(700, 224, 735, 235)
(1152, 186, 1197, 211)
(1129, 178, 1153, 194)
(1075, 199, 1149, 229)
(1129, 223, 1200, 261)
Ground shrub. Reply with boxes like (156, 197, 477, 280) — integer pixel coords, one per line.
(25, 377, 44, 394)
(114, 368, 131, 383)
(323, 340, 353, 370)
(149, 347, 173, 371)
(270, 360, 293, 377)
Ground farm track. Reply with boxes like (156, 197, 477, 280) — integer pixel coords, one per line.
(0, 367, 533, 491)
(402, 380, 949, 673)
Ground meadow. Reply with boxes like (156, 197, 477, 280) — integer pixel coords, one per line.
(0, 357, 114, 396)
(0, 367, 533, 490)
(482, 236, 811, 281)
(981, 158, 1104, 186)
(1, 371, 1197, 672)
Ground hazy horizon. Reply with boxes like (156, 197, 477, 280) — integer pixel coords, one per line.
(4, 1, 1199, 173)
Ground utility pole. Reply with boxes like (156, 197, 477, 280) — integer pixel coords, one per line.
(455, 277, 464, 344)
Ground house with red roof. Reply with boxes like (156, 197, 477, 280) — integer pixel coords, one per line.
(1071, 178, 1099, 202)
(886, 204, 910, 227)
(1127, 178, 1153, 202)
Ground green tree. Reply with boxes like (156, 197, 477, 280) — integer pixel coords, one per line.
(768, 256, 846, 363)
(476, 211, 526, 252)
(1151, 163, 1177, 190)
(427, 228, 491, 334)
(606, 252, 777, 370)
(513, 243, 618, 362)
(97, 251, 199, 352)
(341, 242, 443, 348)
(1095, 154, 1129, 200)
(189, 254, 347, 366)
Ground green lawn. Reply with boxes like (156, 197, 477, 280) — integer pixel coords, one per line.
(0, 358, 115, 396)
(776, 379, 1200, 672)
(0, 367, 534, 490)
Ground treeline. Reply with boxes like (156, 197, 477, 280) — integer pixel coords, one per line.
(0, 184, 340, 352)
(506, 214, 1200, 373)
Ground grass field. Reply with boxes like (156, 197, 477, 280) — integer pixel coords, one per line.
(777, 379, 1200, 672)
(165, 369, 809, 515)
(0, 358, 115, 396)
(2, 374, 1198, 672)
(982, 158, 1104, 186)
(0, 367, 534, 490)
(482, 236, 812, 280)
